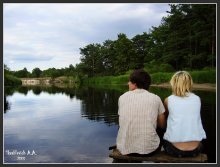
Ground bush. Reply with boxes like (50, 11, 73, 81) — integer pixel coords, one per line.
(151, 72, 174, 84)
(144, 61, 174, 73)
(202, 67, 216, 71)
(83, 75, 129, 85)
(4, 74, 22, 86)
(160, 64, 175, 72)
(190, 70, 216, 83)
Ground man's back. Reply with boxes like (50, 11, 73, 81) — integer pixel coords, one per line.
(116, 89, 165, 155)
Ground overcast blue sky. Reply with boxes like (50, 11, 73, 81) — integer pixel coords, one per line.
(4, 3, 170, 72)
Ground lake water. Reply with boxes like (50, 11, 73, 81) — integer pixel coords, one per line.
(4, 85, 216, 163)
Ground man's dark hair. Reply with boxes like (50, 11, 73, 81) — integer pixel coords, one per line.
(129, 69, 151, 90)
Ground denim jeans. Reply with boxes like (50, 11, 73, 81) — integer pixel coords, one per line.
(163, 140, 203, 157)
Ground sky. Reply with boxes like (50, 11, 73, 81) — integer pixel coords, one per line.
(3, 3, 170, 72)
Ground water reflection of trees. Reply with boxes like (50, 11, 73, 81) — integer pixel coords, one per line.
(149, 87, 171, 101)
(4, 85, 122, 125)
(195, 90, 216, 163)
(4, 96, 10, 113)
(4, 86, 76, 99)
(74, 87, 121, 126)
(4, 85, 216, 162)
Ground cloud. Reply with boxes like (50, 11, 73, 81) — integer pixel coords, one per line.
(3, 3, 170, 71)
(13, 54, 53, 62)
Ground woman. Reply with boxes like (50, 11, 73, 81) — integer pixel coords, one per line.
(116, 69, 166, 156)
(163, 71, 206, 157)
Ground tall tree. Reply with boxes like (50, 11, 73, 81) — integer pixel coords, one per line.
(131, 32, 153, 68)
(14, 67, 30, 78)
(114, 33, 134, 74)
(80, 43, 104, 77)
(101, 40, 116, 75)
(32, 68, 42, 78)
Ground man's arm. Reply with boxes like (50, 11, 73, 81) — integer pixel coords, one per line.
(157, 97, 169, 129)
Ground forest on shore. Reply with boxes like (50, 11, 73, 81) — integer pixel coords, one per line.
(4, 4, 216, 86)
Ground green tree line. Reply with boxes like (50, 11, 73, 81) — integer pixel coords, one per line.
(4, 64, 77, 86)
(78, 4, 216, 77)
(4, 64, 77, 78)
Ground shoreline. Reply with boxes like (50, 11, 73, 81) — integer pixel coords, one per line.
(151, 83, 216, 92)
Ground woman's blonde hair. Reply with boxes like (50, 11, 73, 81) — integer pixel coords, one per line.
(170, 71, 193, 97)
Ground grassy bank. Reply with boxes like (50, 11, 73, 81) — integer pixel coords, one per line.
(54, 76, 76, 84)
(82, 70, 216, 85)
(82, 75, 129, 85)
(151, 70, 216, 84)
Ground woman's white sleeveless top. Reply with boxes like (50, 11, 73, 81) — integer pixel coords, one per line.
(163, 93, 206, 142)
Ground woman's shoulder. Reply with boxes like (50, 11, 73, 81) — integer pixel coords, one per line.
(189, 92, 199, 97)
(189, 92, 201, 101)
(166, 95, 177, 103)
(168, 93, 200, 101)
(167, 94, 174, 99)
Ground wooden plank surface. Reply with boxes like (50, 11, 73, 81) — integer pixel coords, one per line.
(109, 148, 208, 163)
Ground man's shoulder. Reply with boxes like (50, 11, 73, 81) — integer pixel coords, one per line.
(147, 91, 161, 99)
(119, 91, 137, 101)
(120, 91, 132, 98)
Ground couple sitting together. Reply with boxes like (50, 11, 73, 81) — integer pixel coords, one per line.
(116, 69, 206, 158)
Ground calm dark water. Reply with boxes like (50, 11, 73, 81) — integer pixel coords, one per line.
(4, 85, 216, 163)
